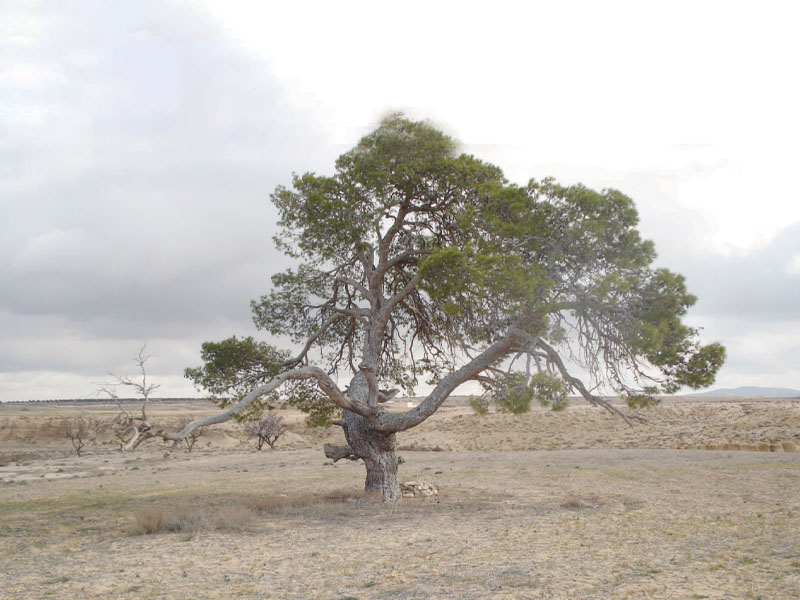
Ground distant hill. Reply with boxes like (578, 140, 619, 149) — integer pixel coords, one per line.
(692, 386, 800, 398)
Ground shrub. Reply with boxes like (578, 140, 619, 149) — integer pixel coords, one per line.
(130, 507, 167, 534)
(469, 395, 489, 415)
(243, 414, 286, 450)
(529, 372, 570, 411)
(65, 418, 89, 456)
(128, 504, 253, 535)
(494, 373, 534, 414)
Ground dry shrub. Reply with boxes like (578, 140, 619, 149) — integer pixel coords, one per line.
(128, 506, 207, 535)
(211, 504, 254, 531)
(129, 489, 359, 536)
(166, 508, 209, 533)
(130, 506, 167, 535)
(560, 496, 600, 510)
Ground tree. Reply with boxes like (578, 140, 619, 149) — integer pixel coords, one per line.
(243, 415, 286, 450)
(159, 115, 724, 502)
(97, 345, 171, 451)
(65, 418, 88, 456)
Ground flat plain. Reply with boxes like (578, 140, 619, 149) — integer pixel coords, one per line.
(1, 397, 799, 599)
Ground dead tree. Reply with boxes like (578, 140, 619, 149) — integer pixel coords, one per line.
(65, 418, 88, 456)
(96, 345, 162, 451)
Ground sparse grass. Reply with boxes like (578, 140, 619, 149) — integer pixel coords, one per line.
(128, 488, 361, 536)
(241, 488, 360, 514)
(560, 495, 599, 510)
(129, 504, 255, 535)
(3, 398, 800, 599)
(0, 452, 38, 467)
(211, 504, 255, 531)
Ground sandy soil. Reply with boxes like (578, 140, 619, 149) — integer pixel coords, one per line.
(1, 398, 799, 599)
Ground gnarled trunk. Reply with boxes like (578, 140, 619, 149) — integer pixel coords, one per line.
(340, 408, 400, 502)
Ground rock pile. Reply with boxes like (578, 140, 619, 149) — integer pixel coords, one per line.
(400, 481, 438, 498)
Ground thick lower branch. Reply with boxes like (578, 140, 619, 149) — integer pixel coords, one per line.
(324, 443, 359, 462)
(375, 332, 517, 432)
(158, 366, 374, 456)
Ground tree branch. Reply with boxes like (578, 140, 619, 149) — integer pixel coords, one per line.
(334, 275, 375, 303)
(324, 443, 359, 462)
(535, 339, 646, 425)
(159, 366, 376, 455)
(381, 272, 424, 318)
(375, 331, 516, 432)
(378, 248, 428, 278)
(282, 313, 345, 368)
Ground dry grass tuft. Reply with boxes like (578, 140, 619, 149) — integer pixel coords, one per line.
(129, 505, 247, 535)
(560, 496, 598, 510)
(128, 489, 359, 536)
(128, 506, 208, 535)
(210, 504, 255, 531)
(130, 506, 167, 534)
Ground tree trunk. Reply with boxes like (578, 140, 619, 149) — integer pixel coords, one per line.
(340, 409, 401, 502)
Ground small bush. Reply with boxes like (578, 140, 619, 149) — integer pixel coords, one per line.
(469, 395, 489, 415)
(494, 374, 534, 415)
(211, 505, 254, 531)
(65, 418, 90, 456)
(243, 414, 286, 450)
(129, 506, 207, 535)
(130, 507, 167, 534)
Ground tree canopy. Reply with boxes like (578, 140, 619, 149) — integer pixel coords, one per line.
(174, 114, 724, 501)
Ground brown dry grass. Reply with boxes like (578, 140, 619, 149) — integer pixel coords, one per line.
(128, 502, 262, 536)
(1, 399, 799, 599)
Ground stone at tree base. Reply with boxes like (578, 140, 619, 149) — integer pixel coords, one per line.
(400, 481, 438, 498)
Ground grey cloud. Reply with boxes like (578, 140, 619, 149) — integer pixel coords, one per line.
(685, 222, 800, 320)
(1, 1, 329, 339)
(680, 223, 800, 389)
(0, 1, 336, 398)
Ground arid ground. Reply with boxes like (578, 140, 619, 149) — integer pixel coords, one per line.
(1, 397, 799, 599)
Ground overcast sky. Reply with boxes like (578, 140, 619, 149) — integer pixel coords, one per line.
(2, 0, 799, 401)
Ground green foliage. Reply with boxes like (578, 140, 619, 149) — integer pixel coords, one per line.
(625, 387, 662, 409)
(494, 373, 534, 415)
(469, 395, 489, 415)
(184, 336, 336, 426)
(189, 114, 725, 425)
(184, 336, 286, 401)
(529, 372, 570, 411)
(290, 382, 338, 427)
(488, 372, 570, 414)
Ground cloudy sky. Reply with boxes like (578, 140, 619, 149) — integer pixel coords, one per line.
(2, 0, 799, 401)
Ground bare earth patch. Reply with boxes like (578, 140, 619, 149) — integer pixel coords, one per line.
(1, 399, 799, 599)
